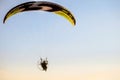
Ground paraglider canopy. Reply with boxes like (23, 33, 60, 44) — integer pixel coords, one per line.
(3, 1, 76, 26)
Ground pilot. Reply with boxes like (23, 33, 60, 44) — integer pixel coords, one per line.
(40, 58, 48, 71)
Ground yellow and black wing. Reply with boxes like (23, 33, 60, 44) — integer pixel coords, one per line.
(3, 1, 76, 26)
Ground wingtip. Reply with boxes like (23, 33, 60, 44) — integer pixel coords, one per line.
(3, 21, 5, 24)
(3, 17, 6, 24)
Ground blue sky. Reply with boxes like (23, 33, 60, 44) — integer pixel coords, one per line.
(0, 0, 120, 80)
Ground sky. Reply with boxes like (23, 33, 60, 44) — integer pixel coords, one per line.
(0, 0, 120, 80)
